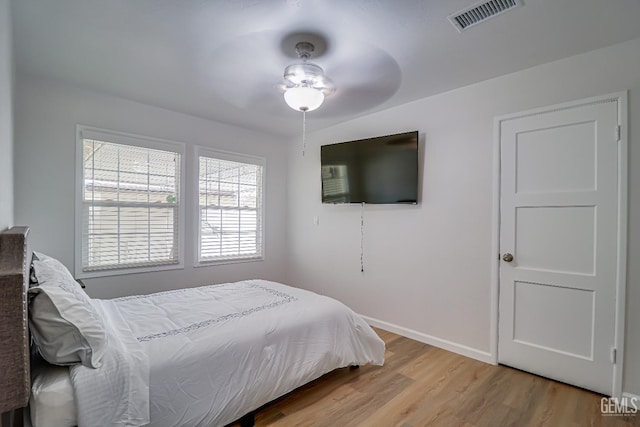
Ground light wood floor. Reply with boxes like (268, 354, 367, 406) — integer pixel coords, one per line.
(234, 328, 640, 427)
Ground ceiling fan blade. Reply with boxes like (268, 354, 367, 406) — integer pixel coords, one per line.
(314, 42, 401, 117)
(206, 30, 289, 110)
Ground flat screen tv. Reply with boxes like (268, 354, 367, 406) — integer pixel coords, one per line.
(321, 131, 419, 204)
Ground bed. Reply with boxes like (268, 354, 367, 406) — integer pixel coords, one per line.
(0, 227, 385, 427)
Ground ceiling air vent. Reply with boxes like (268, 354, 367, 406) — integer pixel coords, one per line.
(448, 0, 523, 32)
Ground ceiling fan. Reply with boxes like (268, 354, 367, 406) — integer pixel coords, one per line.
(281, 41, 334, 113)
(207, 30, 401, 119)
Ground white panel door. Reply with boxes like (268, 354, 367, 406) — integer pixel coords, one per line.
(498, 99, 620, 395)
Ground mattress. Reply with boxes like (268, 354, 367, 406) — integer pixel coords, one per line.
(38, 279, 384, 427)
(30, 364, 76, 427)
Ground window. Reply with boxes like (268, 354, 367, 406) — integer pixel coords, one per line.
(196, 148, 264, 265)
(76, 126, 185, 278)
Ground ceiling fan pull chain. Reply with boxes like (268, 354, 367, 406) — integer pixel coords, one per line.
(302, 109, 307, 157)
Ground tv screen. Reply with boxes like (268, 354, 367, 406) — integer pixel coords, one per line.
(321, 131, 419, 204)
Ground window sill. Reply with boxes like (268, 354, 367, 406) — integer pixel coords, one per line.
(75, 262, 184, 279)
(194, 256, 264, 268)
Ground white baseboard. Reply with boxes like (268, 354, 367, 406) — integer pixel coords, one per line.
(360, 314, 495, 365)
(621, 392, 640, 409)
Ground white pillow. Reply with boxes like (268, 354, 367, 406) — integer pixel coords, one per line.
(29, 252, 108, 368)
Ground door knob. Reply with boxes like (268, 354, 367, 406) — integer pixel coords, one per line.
(502, 253, 514, 262)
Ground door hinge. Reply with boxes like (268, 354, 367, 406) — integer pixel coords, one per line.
(611, 348, 617, 364)
(616, 125, 621, 142)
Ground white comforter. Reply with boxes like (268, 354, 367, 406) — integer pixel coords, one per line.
(70, 280, 385, 427)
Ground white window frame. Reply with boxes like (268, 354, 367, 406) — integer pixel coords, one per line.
(194, 146, 266, 267)
(75, 125, 186, 278)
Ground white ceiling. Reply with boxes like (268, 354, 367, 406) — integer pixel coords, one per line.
(11, 0, 640, 137)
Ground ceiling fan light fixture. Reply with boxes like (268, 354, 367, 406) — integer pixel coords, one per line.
(284, 86, 324, 112)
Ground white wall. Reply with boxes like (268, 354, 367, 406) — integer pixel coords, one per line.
(0, 0, 14, 230)
(14, 75, 289, 299)
(287, 37, 640, 395)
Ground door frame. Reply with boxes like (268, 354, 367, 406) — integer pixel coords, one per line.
(489, 91, 628, 398)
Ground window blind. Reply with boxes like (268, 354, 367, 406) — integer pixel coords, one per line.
(82, 138, 181, 272)
(198, 155, 263, 263)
